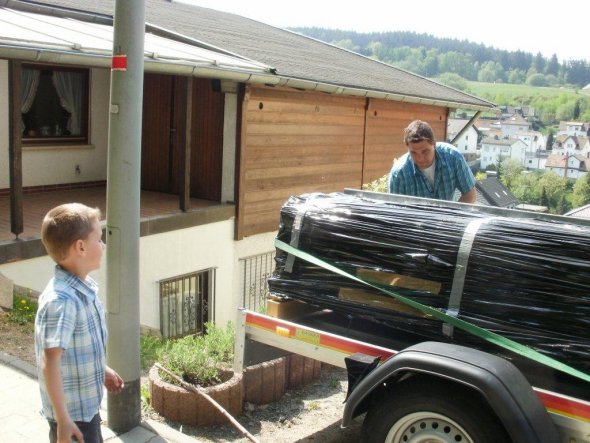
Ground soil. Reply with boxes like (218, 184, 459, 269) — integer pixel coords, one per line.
(0, 310, 364, 442)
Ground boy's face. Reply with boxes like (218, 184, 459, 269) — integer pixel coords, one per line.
(81, 219, 105, 273)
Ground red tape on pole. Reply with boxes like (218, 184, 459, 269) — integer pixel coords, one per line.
(111, 54, 127, 71)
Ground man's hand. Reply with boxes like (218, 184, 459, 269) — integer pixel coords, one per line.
(105, 366, 124, 394)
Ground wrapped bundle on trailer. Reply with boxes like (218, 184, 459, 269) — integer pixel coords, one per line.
(268, 191, 590, 398)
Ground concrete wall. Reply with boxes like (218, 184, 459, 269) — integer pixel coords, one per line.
(0, 220, 276, 331)
(0, 63, 110, 189)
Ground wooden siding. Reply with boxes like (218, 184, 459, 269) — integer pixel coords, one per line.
(363, 100, 448, 184)
(236, 86, 366, 239)
(190, 78, 224, 201)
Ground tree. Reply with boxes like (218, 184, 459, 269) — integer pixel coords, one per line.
(507, 69, 526, 84)
(533, 52, 546, 73)
(546, 54, 560, 76)
(436, 73, 468, 91)
(526, 73, 547, 87)
(572, 173, 590, 208)
(500, 158, 524, 188)
(538, 171, 568, 213)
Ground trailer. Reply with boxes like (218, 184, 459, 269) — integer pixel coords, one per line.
(234, 190, 590, 443)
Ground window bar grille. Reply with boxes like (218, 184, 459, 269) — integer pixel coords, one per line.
(240, 251, 275, 311)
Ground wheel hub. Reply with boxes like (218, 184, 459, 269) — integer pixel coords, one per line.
(385, 411, 475, 443)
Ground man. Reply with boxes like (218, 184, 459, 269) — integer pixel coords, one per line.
(388, 120, 476, 203)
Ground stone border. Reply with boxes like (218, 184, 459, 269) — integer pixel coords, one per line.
(149, 366, 243, 426)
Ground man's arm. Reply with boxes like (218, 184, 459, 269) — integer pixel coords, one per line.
(43, 347, 84, 443)
(459, 187, 476, 203)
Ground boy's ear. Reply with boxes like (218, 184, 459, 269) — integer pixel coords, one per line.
(72, 239, 86, 255)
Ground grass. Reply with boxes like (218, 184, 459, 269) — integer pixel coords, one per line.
(466, 81, 582, 99)
(7, 295, 37, 326)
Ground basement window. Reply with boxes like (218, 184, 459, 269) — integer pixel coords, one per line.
(159, 269, 215, 339)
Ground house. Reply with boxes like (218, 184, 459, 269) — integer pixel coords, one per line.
(475, 177, 518, 208)
(545, 154, 590, 179)
(500, 113, 531, 138)
(558, 121, 590, 136)
(552, 134, 590, 156)
(516, 131, 548, 171)
(0, 0, 496, 335)
(480, 135, 528, 170)
(446, 118, 480, 162)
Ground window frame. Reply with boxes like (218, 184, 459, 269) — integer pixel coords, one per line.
(19, 63, 90, 146)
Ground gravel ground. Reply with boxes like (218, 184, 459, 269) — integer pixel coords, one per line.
(144, 365, 364, 442)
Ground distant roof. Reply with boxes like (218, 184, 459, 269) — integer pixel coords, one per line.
(447, 118, 479, 137)
(545, 154, 567, 168)
(566, 204, 590, 219)
(11, 0, 496, 111)
(502, 114, 530, 126)
(475, 177, 518, 208)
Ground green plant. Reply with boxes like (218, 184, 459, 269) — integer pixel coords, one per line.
(158, 322, 235, 387)
(362, 174, 389, 193)
(329, 379, 339, 389)
(8, 295, 37, 326)
(140, 334, 168, 371)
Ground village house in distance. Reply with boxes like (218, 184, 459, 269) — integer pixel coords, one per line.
(449, 111, 590, 178)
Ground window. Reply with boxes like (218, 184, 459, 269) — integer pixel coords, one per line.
(20, 65, 89, 144)
(159, 269, 215, 338)
(239, 251, 276, 311)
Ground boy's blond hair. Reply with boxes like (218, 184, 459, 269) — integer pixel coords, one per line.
(41, 203, 101, 262)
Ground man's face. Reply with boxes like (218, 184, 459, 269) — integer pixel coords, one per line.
(407, 140, 435, 170)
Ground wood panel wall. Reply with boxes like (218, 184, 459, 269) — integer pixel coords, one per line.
(236, 86, 367, 239)
(363, 100, 449, 184)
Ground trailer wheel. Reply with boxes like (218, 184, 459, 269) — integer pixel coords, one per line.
(361, 377, 511, 443)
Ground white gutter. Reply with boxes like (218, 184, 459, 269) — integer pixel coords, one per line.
(0, 44, 496, 113)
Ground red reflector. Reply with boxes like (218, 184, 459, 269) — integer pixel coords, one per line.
(112, 55, 127, 71)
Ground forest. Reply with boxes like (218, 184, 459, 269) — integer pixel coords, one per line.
(291, 27, 590, 88)
(291, 27, 590, 129)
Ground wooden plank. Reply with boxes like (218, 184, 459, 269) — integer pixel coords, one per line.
(266, 297, 319, 319)
(8, 61, 23, 237)
(338, 288, 427, 318)
(357, 269, 442, 294)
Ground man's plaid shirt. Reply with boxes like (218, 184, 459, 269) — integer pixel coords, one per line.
(388, 142, 475, 201)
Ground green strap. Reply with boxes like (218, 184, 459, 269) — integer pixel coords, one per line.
(275, 239, 590, 384)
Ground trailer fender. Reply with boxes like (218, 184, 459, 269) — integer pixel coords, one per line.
(342, 341, 559, 443)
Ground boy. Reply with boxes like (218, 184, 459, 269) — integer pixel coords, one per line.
(35, 203, 124, 443)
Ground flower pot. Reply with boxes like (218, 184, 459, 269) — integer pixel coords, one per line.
(149, 365, 243, 426)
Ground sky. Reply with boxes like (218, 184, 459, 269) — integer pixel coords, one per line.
(179, 0, 588, 62)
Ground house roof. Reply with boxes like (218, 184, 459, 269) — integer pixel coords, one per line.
(545, 154, 567, 168)
(447, 118, 479, 138)
(0, 6, 273, 77)
(502, 113, 530, 126)
(481, 135, 513, 146)
(9, 0, 496, 111)
(475, 177, 518, 207)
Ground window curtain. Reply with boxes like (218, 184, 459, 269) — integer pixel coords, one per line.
(20, 68, 40, 134)
(52, 71, 83, 135)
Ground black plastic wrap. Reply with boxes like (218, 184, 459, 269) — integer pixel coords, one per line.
(268, 192, 590, 395)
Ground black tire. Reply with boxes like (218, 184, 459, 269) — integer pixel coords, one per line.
(361, 376, 511, 443)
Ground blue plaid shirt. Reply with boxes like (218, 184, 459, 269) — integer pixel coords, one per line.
(35, 266, 107, 422)
(388, 142, 475, 201)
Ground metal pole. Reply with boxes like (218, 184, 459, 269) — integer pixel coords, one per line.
(105, 0, 145, 433)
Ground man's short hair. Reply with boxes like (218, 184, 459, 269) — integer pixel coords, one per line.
(41, 203, 101, 262)
(403, 120, 435, 145)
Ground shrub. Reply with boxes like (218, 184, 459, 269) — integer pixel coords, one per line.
(158, 322, 234, 387)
